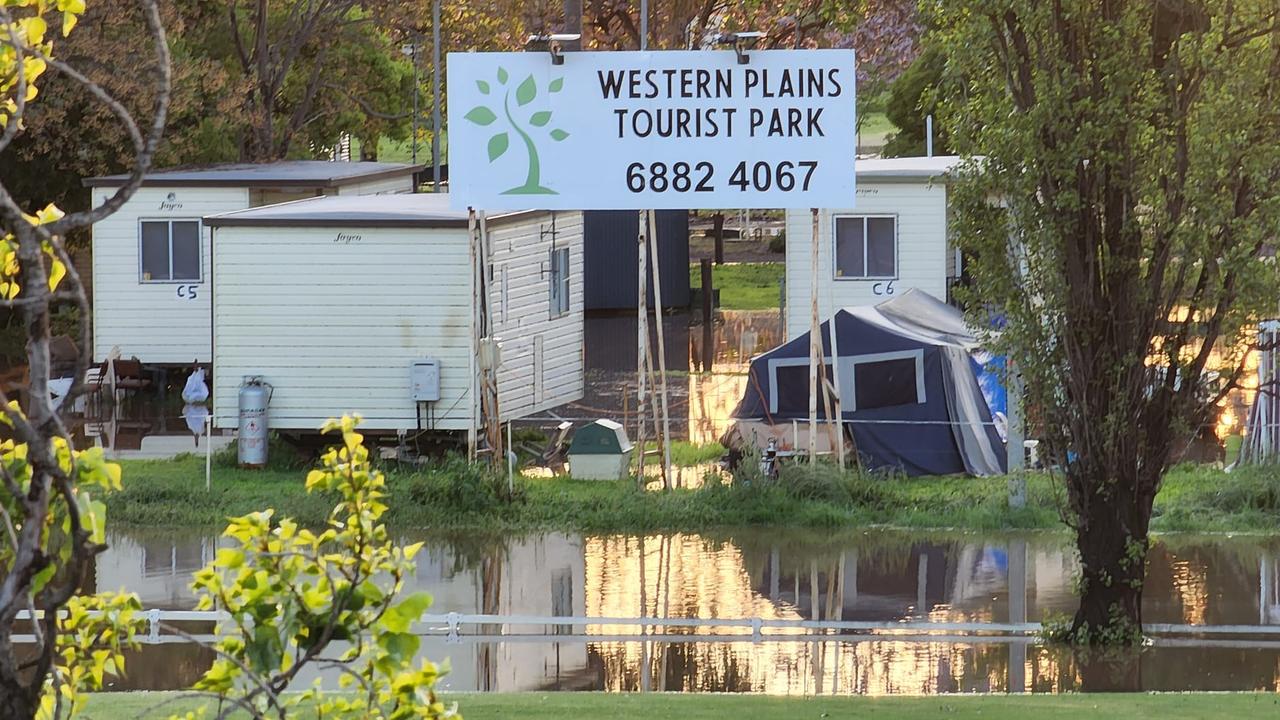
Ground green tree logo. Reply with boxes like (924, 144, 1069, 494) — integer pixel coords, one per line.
(464, 67, 569, 195)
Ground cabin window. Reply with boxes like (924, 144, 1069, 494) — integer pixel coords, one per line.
(833, 215, 896, 280)
(549, 247, 570, 317)
(849, 350, 926, 411)
(139, 219, 201, 282)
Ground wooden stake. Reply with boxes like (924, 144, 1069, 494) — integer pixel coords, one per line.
(647, 209, 673, 491)
(825, 245, 846, 470)
(808, 208, 821, 465)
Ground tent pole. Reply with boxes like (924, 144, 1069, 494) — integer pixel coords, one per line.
(635, 209, 649, 487)
(808, 208, 820, 465)
(648, 209, 673, 491)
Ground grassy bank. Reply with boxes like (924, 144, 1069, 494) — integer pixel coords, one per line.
(84, 691, 1280, 719)
(690, 261, 784, 310)
(104, 450, 1280, 534)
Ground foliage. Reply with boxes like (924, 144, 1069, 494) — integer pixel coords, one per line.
(402, 453, 524, 512)
(179, 416, 455, 720)
(933, 0, 1280, 642)
(881, 46, 949, 158)
(1, 1, 170, 716)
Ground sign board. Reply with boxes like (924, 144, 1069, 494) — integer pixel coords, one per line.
(446, 49, 856, 210)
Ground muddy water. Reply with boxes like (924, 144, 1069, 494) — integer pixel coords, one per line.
(91, 528, 1280, 694)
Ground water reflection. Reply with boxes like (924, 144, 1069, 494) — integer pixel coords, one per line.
(90, 527, 1280, 694)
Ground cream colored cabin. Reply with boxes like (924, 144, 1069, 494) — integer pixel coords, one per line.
(205, 194, 584, 433)
(784, 156, 964, 339)
(85, 161, 422, 365)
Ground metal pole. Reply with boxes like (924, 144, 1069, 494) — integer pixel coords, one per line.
(467, 209, 479, 460)
(640, 0, 648, 50)
(635, 210, 649, 486)
(205, 415, 212, 491)
(431, 0, 442, 192)
(926, 114, 934, 158)
(648, 209, 673, 490)
(411, 42, 419, 165)
(808, 208, 821, 464)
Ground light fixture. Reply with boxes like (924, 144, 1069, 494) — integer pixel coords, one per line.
(527, 33, 581, 65)
(716, 31, 763, 65)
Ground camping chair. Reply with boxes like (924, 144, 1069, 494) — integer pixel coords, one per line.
(110, 357, 152, 406)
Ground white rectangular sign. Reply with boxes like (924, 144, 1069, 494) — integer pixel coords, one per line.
(447, 49, 856, 210)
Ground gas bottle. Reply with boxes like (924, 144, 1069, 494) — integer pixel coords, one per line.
(237, 376, 271, 468)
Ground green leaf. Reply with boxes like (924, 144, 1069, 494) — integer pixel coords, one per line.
(516, 75, 537, 106)
(464, 106, 497, 126)
(378, 631, 420, 663)
(549, 77, 564, 93)
(549, 128, 570, 141)
(529, 111, 552, 127)
(487, 132, 509, 162)
(497, 67, 508, 84)
(395, 591, 434, 621)
(476, 79, 490, 95)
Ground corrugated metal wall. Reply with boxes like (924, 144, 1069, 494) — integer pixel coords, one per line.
(583, 210, 690, 310)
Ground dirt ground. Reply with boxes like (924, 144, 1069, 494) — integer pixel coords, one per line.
(687, 233, 784, 263)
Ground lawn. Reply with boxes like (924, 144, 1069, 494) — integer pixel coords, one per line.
(104, 447, 1280, 535)
(689, 261, 784, 310)
(83, 691, 1280, 719)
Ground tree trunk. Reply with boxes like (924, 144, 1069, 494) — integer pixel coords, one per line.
(0, 648, 36, 720)
(1068, 467, 1153, 643)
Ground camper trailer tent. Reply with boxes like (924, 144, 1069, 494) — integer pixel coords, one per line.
(732, 290, 1006, 477)
(205, 194, 584, 432)
(783, 156, 965, 339)
(84, 161, 423, 365)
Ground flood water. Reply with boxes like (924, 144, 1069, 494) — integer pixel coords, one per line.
(90, 527, 1280, 694)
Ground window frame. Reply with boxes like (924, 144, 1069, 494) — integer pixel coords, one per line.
(832, 214, 899, 281)
(138, 217, 203, 284)
(766, 348, 926, 414)
(847, 349, 926, 412)
(548, 246, 570, 318)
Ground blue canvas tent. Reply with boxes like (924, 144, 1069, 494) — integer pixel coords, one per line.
(732, 290, 1006, 477)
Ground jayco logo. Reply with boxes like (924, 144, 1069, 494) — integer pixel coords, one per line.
(334, 232, 362, 244)
(464, 67, 569, 195)
(159, 192, 183, 210)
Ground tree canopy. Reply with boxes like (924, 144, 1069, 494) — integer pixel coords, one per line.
(934, 0, 1280, 641)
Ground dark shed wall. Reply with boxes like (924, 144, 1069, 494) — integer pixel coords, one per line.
(583, 210, 690, 310)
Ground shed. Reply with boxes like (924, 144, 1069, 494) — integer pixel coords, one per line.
(783, 156, 967, 339)
(84, 161, 423, 365)
(204, 193, 584, 433)
(731, 289, 1006, 477)
(567, 419, 633, 480)
(583, 210, 690, 310)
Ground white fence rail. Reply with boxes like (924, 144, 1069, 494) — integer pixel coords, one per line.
(18, 609, 1280, 646)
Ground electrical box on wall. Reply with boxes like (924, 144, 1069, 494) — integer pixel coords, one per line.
(410, 358, 441, 402)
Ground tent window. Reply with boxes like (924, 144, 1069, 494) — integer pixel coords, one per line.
(140, 219, 201, 282)
(834, 215, 896, 280)
(854, 356, 921, 410)
(773, 363, 833, 415)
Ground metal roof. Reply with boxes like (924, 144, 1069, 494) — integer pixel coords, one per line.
(204, 193, 537, 229)
(84, 161, 425, 189)
(856, 155, 968, 182)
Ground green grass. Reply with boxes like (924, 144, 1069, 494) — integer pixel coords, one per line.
(860, 111, 895, 144)
(82, 691, 1280, 720)
(690, 262, 784, 310)
(104, 449, 1280, 535)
